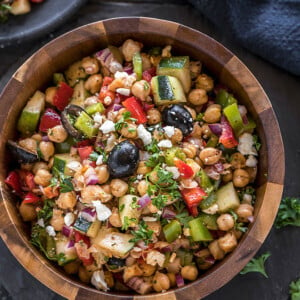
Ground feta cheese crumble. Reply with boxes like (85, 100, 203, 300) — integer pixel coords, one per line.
(92, 200, 112, 221)
(157, 139, 172, 148)
(246, 154, 258, 167)
(165, 166, 180, 179)
(64, 212, 75, 227)
(37, 218, 45, 228)
(237, 133, 257, 156)
(116, 88, 131, 96)
(163, 126, 175, 138)
(100, 120, 115, 134)
(137, 124, 152, 145)
(96, 155, 104, 166)
(46, 225, 56, 237)
(91, 270, 109, 291)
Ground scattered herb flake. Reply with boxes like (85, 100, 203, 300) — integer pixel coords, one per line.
(129, 220, 154, 245)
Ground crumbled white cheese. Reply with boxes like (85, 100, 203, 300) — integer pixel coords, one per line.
(91, 270, 109, 291)
(114, 71, 129, 79)
(237, 133, 257, 156)
(246, 154, 258, 167)
(116, 88, 130, 96)
(66, 161, 82, 172)
(137, 124, 152, 145)
(100, 120, 115, 134)
(93, 112, 103, 124)
(92, 200, 112, 221)
(104, 96, 112, 106)
(243, 193, 253, 204)
(37, 218, 45, 228)
(136, 174, 143, 180)
(114, 71, 136, 88)
(157, 139, 172, 148)
(146, 250, 166, 267)
(165, 166, 180, 179)
(163, 126, 175, 138)
(109, 61, 123, 74)
(96, 155, 104, 166)
(202, 203, 219, 215)
(64, 212, 75, 227)
(46, 226, 56, 237)
(142, 216, 157, 222)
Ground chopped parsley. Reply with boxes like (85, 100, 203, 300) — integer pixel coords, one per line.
(240, 252, 271, 278)
(119, 203, 125, 212)
(275, 197, 300, 228)
(115, 111, 137, 131)
(50, 168, 74, 193)
(122, 216, 137, 231)
(176, 210, 193, 228)
(129, 221, 154, 245)
(0, 3, 11, 23)
(130, 196, 140, 209)
(253, 134, 261, 151)
(230, 210, 248, 233)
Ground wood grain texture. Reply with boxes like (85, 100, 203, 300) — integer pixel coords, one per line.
(0, 17, 284, 300)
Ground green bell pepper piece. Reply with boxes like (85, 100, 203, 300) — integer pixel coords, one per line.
(85, 102, 105, 115)
(53, 73, 66, 85)
(197, 169, 213, 193)
(189, 218, 213, 242)
(206, 134, 219, 148)
(224, 103, 244, 137)
(165, 147, 186, 166)
(216, 89, 237, 108)
(163, 220, 182, 243)
(243, 116, 256, 132)
(133, 52, 143, 80)
(74, 111, 98, 138)
(197, 213, 218, 230)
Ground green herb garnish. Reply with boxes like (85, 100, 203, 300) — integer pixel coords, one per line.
(129, 221, 154, 245)
(275, 197, 300, 228)
(290, 278, 300, 300)
(240, 252, 271, 278)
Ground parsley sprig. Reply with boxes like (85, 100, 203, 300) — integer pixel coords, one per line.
(115, 111, 137, 131)
(129, 221, 154, 245)
(275, 197, 300, 228)
(50, 167, 74, 193)
(240, 252, 271, 278)
(290, 278, 300, 300)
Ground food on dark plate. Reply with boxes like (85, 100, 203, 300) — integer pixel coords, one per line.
(5, 39, 260, 294)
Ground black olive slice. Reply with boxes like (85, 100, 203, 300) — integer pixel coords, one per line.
(7, 140, 39, 164)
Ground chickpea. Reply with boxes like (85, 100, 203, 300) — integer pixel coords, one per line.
(245, 166, 257, 183)
(208, 240, 225, 260)
(199, 147, 222, 165)
(101, 183, 111, 194)
(201, 123, 212, 138)
(48, 125, 68, 143)
(235, 203, 254, 222)
(183, 142, 197, 158)
(188, 89, 208, 106)
(162, 45, 172, 58)
(139, 261, 156, 276)
(137, 180, 149, 196)
(78, 266, 92, 283)
(45, 86, 57, 105)
(56, 191, 77, 210)
(34, 169, 52, 186)
(95, 165, 110, 184)
(230, 153, 246, 169)
(50, 209, 65, 231)
(184, 105, 197, 120)
(64, 261, 80, 275)
(170, 128, 183, 144)
(39, 141, 55, 161)
(81, 185, 112, 203)
(110, 179, 128, 197)
(190, 122, 202, 138)
(84, 96, 98, 107)
(120, 39, 143, 62)
(31, 133, 42, 142)
(195, 249, 212, 270)
(141, 53, 151, 70)
(148, 202, 159, 213)
(84, 74, 103, 94)
(148, 169, 159, 184)
(152, 272, 170, 292)
(152, 128, 164, 141)
(19, 138, 37, 153)
(104, 271, 114, 288)
(123, 264, 143, 282)
(217, 214, 235, 231)
(218, 232, 238, 253)
(232, 228, 243, 240)
(189, 61, 202, 79)
(21, 163, 33, 171)
(181, 265, 198, 281)
(203, 104, 222, 123)
(145, 221, 161, 236)
(233, 169, 250, 187)
(19, 202, 36, 222)
(131, 80, 151, 101)
(147, 108, 161, 125)
(167, 273, 176, 287)
(195, 74, 214, 92)
(166, 257, 181, 274)
(109, 208, 122, 227)
(136, 161, 152, 175)
(222, 169, 233, 183)
(48, 157, 54, 169)
(81, 56, 100, 74)
(120, 122, 137, 139)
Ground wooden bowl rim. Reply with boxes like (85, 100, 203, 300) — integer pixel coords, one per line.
(0, 17, 285, 300)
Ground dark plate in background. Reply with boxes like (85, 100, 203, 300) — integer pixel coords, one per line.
(0, 0, 87, 47)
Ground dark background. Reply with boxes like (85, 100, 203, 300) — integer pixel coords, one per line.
(0, 1, 299, 299)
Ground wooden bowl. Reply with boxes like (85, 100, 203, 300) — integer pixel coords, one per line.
(0, 17, 284, 299)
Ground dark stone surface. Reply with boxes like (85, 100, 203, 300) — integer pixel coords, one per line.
(0, 1, 299, 299)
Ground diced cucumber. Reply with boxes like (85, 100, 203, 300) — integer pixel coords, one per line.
(133, 52, 142, 80)
(151, 75, 186, 106)
(198, 213, 218, 230)
(53, 73, 66, 85)
(53, 153, 80, 176)
(55, 136, 76, 154)
(55, 234, 77, 266)
(224, 103, 244, 137)
(87, 220, 101, 238)
(163, 220, 182, 243)
(189, 218, 213, 242)
(176, 249, 193, 266)
(216, 182, 240, 213)
(73, 217, 91, 233)
(119, 195, 141, 228)
(199, 193, 217, 210)
(85, 103, 105, 115)
(17, 91, 45, 135)
(74, 111, 98, 138)
(157, 56, 191, 93)
(70, 80, 90, 107)
(65, 61, 87, 87)
(97, 232, 134, 258)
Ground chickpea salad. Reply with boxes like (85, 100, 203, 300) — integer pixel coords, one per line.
(5, 39, 260, 294)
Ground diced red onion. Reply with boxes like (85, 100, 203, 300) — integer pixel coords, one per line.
(62, 225, 73, 238)
(204, 166, 220, 180)
(242, 115, 249, 125)
(123, 63, 133, 74)
(136, 240, 148, 249)
(134, 139, 144, 150)
(42, 135, 50, 142)
(175, 274, 185, 288)
(248, 215, 254, 223)
(213, 162, 224, 173)
(162, 207, 176, 219)
(186, 137, 203, 148)
(80, 207, 97, 222)
(85, 174, 99, 185)
(139, 151, 151, 161)
(160, 245, 173, 253)
(113, 104, 123, 111)
(142, 102, 154, 112)
(67, 239, 75, 249)
(137, 194, 151, 210)
(204, 255, 216, 265)
(208, 123, 223, 136)
(238, 105, 247, 117)
(95, 48, 111, 65)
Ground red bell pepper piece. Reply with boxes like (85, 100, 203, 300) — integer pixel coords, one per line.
(74, 231, 94, 265)
(22, 192, 40, 204)
(181, 187, 207, 217)
(74, 230, 91, 246)
(174, 159, 194, 179)
(99, 76, 115, 103)
(219, 116, 238, 148)
(122, 96, 147, 124)
(75, 139, 93, 148)
(25, 171, 35, 190)
(5, 171, 22, 195)
(77, 146, 93, 161)
(39, 108, 61, 132)
(53, 82, 73, 111)
(142, 67, 156, 82)
(103, 76, 114, 86)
